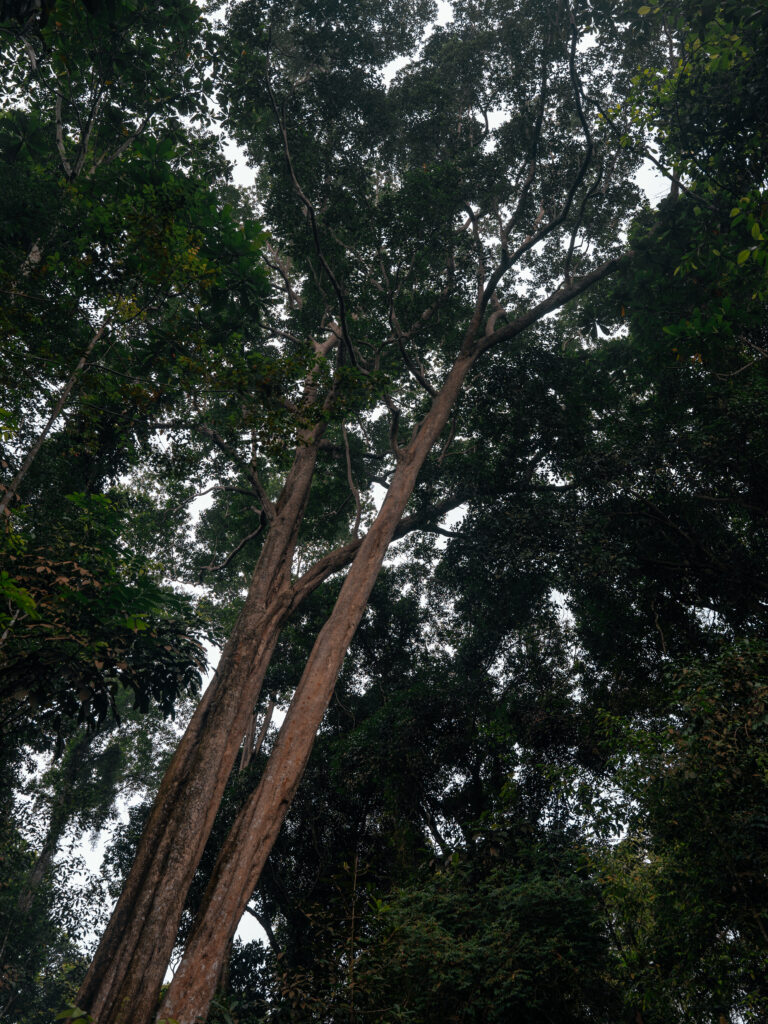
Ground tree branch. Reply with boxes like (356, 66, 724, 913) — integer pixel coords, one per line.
(342, 425, 362, 538)
(265, 73, 356, 366)
(55, 93, 73, 179)
(201, 516, 266, 574)
(473, 253, 628, 358)
(288, 495, 470, 611)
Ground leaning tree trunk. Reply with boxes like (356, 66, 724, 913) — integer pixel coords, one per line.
(78, 261, 619, 1024)
(76, 442, 320, 1024)
(157, 260, 625, 1023)
(159, 350, 477, 1022)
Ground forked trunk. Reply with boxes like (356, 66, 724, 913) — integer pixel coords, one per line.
(158, 268, 616, 1023)
(77, 444, 320, 1024)
(159, 352, 475, 1023)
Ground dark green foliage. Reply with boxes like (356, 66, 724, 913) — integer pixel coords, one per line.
(350, 844, 620, 1024)
(2, 0, 768, 1020)
(0, 813, 89, 1023)
(1, 497, 206, 734)
(191, 4, 768, 1020)
(596, 642, 768, 1023)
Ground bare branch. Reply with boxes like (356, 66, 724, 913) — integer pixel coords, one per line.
(55, 93, 73, 179)
(473, 253, 628, 359)
(342, 425, 362, 537)
(202, 516, 266, 574)
(289, 494, 470, 611)
(244, 904, 280, 953)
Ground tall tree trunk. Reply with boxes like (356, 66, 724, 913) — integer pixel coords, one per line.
(158, 260, 623, 1023)
(80, 262, 619, 1024)
(159, 351, 476, 1023)
(15, 753, 81, 916)
(77, 442, 320, 1024)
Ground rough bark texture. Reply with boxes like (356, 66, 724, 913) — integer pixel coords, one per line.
(77, 442, 320, 1024)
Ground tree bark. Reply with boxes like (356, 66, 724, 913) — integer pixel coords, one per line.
(158, 259, 625, 1024)
(77, 441, 320, 1024)
(158, 351, 476, 1023)
(239, 698, 274, 773)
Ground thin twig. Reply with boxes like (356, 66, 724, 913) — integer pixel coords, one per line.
(201, 516, 265, 574)
(342, 425, 362, 537)
(1, 315, 110, 516)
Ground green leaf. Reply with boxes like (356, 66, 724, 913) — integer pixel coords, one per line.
(123, 616, 149, 632)
(737, 248, 751, 264)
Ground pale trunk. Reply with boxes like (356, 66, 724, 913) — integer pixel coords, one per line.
(159, 351, 476, 1023)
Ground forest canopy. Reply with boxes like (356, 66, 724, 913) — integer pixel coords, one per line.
(1, 1, 767, 1022)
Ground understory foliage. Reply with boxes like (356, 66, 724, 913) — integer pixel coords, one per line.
(1, 0, 767, 1022)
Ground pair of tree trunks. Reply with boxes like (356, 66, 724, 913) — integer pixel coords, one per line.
(158, 266, 622, 1022)
(78, 260, 622, 1023)
(158, 350, 477, 1021)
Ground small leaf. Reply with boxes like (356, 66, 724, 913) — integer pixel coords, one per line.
(737, 249, 751, 265)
